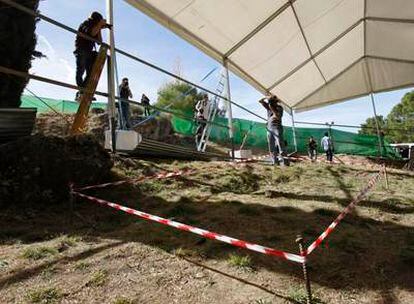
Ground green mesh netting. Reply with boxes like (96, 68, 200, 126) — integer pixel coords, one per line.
(21, 95, 397, 158)
(21, 95, 107, 113)
(172, 112, 397, 158)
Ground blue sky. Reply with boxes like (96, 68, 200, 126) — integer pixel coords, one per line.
(28, 0, 412, 131)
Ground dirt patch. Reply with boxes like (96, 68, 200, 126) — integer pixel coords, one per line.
(0, 134, 112, 207)
(34, 112, 194, 147)
(1, 159, 413, 303)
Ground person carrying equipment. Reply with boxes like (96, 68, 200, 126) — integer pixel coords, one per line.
(321, 132, 334, 162)
(74, 11, 112, 101)
(308, 136, 317, 161)
(259, 95, 287, 166)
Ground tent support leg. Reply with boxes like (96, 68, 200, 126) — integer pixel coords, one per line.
(291, 109, 298, 153)
(224, 60, 234, 160)
(107, 0, 117, 152)
(370, 93, 383, 158)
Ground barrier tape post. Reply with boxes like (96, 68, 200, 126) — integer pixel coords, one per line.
(296, 235, 312, 304)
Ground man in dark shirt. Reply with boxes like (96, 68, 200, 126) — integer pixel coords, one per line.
(141, 93, 151, 117)
(308, 136, 317, 161)
(74, 12, 111, 100)
(259, 95, 287, 166)
(118, 77, 133, 129)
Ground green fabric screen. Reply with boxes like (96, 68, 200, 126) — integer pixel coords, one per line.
(20, 95, 397, 158)
(172, 112, 397, 158)
(21, 95, 107, 113)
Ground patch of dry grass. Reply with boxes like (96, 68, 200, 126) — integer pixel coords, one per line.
(86, 269, 108, 287)
(21, 246, 58, 260)
(26, 287, 62, 303)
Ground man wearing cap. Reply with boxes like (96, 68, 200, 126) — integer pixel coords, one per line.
(259, 95, 288, 166)
(74, 12, 112, 100)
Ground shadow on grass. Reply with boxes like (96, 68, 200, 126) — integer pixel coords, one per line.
(0, 241, 124, 289)
(179, 256, 302, 304)
(262, 189, 414, 214)
(1, 184, 413, 303)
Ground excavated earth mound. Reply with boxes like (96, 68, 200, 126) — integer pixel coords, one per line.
(0, 134, 112, 207)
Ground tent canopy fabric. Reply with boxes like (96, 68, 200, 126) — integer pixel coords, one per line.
(125, 0, 414, 112)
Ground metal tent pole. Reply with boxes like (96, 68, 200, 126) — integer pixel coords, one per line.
(369, 93, 384, 157)
(291, 109, 298, 153)
(106, 0, 117, 152)
(224, 60, 235, 159)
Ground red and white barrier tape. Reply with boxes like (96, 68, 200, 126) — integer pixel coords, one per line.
(238, 154, 304, 163)
(73, 191, 305, 264)
(75, 170, 190, 191)
(304, 166, 384, 255)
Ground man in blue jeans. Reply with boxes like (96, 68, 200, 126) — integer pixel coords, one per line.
(259, 95, 288, 166)
(74, 12, 111, 100)
(118, 77, 133, 129)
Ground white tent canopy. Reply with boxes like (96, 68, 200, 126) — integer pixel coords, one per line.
(125, 0, 414, 112)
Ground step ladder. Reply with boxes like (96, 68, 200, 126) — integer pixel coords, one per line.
(197, 69, 227, 152)
(70, 45, 108, 135)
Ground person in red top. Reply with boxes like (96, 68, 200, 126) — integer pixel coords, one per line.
(74, 12, 111, 100)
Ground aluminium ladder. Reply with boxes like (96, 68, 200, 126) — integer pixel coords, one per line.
(197, 69, 227, 152)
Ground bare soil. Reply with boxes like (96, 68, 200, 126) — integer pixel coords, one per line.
(0, 156, 413, 304)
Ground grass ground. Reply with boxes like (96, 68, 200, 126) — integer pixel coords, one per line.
(0, 157, 413, 303)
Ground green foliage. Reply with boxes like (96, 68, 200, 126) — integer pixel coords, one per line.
(227, 254, 252, 269)
(87, 269, 108, 287)
(156, 81, 204, 113)
(26, 287, 62, 304)
(359, 115, 387, 136)
(359, 91, 414, 143)
(288, 288, 324, 304)
(113, 298, 134, 304)
(0, 0, 43, 108)
(21, 246, 58, 260)
(74, 261, 90, 271)
(386, 91, 414, 142)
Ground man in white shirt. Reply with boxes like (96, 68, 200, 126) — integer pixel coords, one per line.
(321, 132, 334, 162)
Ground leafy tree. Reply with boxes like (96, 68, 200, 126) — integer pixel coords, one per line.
(156, 81, 204, 114)
(386, 91, 414, 143)
(359, 91, 414, 143)
(0, 0, 43, 108)
(359, 115, 387, 136)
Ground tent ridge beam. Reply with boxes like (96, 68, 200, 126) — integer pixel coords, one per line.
(291, 56, 365, 108)
(267, 16, 364, 91)
(223, 1, 295, 58)
(366, 16, 414, 24)
(366, 55, 414, 65)
(288, 0, 327, 84)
